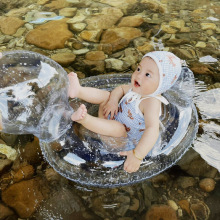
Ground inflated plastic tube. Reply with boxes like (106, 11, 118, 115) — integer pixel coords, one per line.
(40, 73, 198, 188)
(0, 50, 73, 141)
(0, 50, 198, 188)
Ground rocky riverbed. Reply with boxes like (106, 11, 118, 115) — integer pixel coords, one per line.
(0, 0, 220, 219)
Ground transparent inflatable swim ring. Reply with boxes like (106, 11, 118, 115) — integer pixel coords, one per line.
(41, 73, 198, 188)
(0, 50, 198, 188)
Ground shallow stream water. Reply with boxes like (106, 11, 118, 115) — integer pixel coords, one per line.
(0, 0, 219, 219)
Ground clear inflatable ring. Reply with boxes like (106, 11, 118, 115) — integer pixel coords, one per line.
(40, 74, 198, 188)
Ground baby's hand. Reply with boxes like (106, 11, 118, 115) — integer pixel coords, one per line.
(120, 150, 142, 173)
(103, 100, 118, 119)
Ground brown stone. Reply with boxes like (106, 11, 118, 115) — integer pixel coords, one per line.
(83, 60, 105, 75)
(26, 19, 73, 50)
(0, 159, 12, 175)
(118, 16, 144, 27)
(0, 203, 14, 220)
(177, 176, 197, 189)
(190, 63, 214, 75)
(20, 137, 43, 165)
(51, 52, 76, 66)
(178, 200, 191, 215)
(101, 27, 142, 43)
(100, 27, 142, 53)
(0, 17, 25, 35)
(137, 41, 154, 54)
(145, 205, 177, 220)
(85, 51, 106, 61)
(80, 29, 102, 43)
(141, 0, 167, 13)
(2, 178, 44, 218)
(86, 7, 123, 30)
(190, 201, 210, 220)
(44, 0, 71, 10)
(13, 165, 34, 183)
(199, 178, 216, 192)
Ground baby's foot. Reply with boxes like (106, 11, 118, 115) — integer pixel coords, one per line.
(71, 104, 87, 122)
(68, 72, 81, 98)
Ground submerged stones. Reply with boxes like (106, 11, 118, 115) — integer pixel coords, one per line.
(26, 19, 73, 50)
(2, 178, 45, 218)
(0, 17, 25, 35)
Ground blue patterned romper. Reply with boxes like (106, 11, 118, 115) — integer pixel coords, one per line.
(114, 89, 168, 155)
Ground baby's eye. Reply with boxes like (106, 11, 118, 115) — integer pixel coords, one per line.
(137, 67, 141, 72)
(145, 73, 151, 77)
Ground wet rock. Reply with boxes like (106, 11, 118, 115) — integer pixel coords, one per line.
(190, 200, 210, 220)
(0, 17, 25, 35)
(85, 51, 106, 61)
(45, 167, 62, 182)
(190, 63, 214, 75)
(66, 38, 85, 49)
(167, 200, 178, 211)
(13, 165, 35, 183)
(196, 41, 207, 48)
(118, 15, 144, 27)
(51, 52, 76, 66)
(80, 29, 102, 42)
(69, 22, 86, 32)
(73, 48, 90, 55)
(0, 203, 15, 220)
(169, 20, 185, 30)
(5, 8, 29, 18)
(33, 186, 84, 220)
(151, 173, 169, 185)
(145, 204, 177, 220)
(129, 198, 139, 211)
(161, 24, 178, 34)
(141, 0, 167, 13)
(86, 7, 123, 30)
(199, 178, 216, 192)
(44, 0, 71, 10)
(99, 0, 138, 13)
(67, 13, 86, 24)
(176, 176, 197, 189)
(100, 27, 142, 54)
(178, 200, 191, 215)
(66, 0, 92, 7)
(19, 136, 43, 165)
(26, 19, 73, 50)
(0, 144, 17, 161)
(0, 159, 12, 175)
(165, 38, 189, 46)
(137, 41, 154, 54)
(2, 178, 45, 218)
(83, 60, 105, 75)
(122, 47, 141, 67)
(37, 0, 50, 5)
(59, 7, 77, 17)
(142, 182, 158, 207)
(171, 48, 196, 60)
(105, 58, 124, 71)
(201, 23, 217, 31)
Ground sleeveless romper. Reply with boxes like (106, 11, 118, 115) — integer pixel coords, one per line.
(114, 89, 168, 155)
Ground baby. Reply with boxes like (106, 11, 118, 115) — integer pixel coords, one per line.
(68, 51, 182, 173)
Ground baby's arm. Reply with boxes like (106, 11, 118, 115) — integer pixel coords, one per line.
(121, 98, 161, 173)
(103, 84, 130, 119)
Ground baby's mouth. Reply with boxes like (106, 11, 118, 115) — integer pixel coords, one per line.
(134, 80, 140, 87)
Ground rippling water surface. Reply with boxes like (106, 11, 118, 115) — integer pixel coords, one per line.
(0, 0, 219, 219)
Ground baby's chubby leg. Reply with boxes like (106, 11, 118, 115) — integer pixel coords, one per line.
(71, 104, 127, 138)
(68, 72, 110, 105)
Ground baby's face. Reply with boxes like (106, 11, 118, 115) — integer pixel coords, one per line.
(131, 57, 160, 96)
